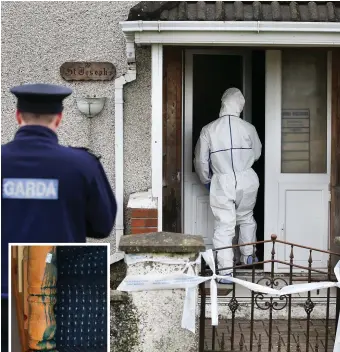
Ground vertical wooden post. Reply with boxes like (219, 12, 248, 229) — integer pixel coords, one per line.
(18, 246, 24, 293)
(11, 245, 27, 352)
(27, 246, 57, 351)
(331, 49, 340, 258)
(163, 46, 183, 232)
(23, 247, 29, 332)
(12, 245, 18, 260)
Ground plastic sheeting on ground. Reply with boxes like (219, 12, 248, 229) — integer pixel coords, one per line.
(117, 249, 340, 352)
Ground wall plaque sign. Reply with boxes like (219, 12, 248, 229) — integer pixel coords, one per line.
(60, 62, 116, 81)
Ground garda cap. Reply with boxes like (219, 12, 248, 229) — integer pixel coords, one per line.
(10, 83, 73, 114)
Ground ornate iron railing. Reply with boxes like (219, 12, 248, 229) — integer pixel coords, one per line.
(199, 235, 340, 352)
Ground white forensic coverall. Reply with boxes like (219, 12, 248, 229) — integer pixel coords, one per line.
(194, 88, 262, 274)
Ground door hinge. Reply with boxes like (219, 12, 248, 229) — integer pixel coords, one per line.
(328, 190, 332, 202)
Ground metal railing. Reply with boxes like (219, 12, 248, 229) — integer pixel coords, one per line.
(199, 235, 340, 352)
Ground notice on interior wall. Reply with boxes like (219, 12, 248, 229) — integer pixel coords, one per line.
(281, 109, 310, 173)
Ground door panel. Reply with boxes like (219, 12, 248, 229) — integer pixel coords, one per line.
(184, 49, 251, 247)
(192, 186, 214, 248)
(281, 50, 328, 175)
(265, 50, 331, 272)
(278, 184, 329, 269)
(162, 47, 183, 233)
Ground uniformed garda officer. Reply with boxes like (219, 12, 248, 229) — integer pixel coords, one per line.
(1, 83, 117, 350)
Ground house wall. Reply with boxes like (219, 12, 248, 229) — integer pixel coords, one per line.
(1, 1, 152, 252)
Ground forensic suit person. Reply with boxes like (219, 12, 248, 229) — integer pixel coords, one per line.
(1, 83, 117, 351)
(194, 88, 262, 283)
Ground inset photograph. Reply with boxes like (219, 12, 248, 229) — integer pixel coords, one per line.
(10, 244, 109, 352)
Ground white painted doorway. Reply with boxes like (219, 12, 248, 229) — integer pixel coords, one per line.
(264, 50, 331, 271)
(183, 48, 331, 271)
(183, 49, 252, 249)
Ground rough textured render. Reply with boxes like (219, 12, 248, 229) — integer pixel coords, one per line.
(1, 1, 152, 252)
(111, 233, 204, 351)
(123, 47, 152, 203)
(110, 291, 140, 352)
(121, 253, 199, 352)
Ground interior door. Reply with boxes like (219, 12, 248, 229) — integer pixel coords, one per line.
(183, 49, 251, 248)
(265, 50, 331, 271)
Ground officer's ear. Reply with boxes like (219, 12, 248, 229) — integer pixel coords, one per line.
(16, 110, 24, 126)
(54, 113, 63, 128)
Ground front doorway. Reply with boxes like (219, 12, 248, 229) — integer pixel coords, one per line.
(183, 48, 266, 261)
(182, 48, 331, 271)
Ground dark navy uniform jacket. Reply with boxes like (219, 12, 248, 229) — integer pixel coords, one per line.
(1, 125, 117, 297)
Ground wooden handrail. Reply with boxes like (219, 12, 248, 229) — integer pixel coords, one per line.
(11, 246, 28, 352)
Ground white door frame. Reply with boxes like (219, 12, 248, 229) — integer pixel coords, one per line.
(183, 49, 252, 238)
(264, 50, 332, 272)
(151, 44, 163, 231)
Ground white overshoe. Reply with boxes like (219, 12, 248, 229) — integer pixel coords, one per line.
(218, 273, 233, 284)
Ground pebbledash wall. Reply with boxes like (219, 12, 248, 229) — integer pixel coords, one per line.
(1, 1, 155, 252)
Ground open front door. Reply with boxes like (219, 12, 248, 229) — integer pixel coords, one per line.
(183, 49, 252, 248)
(265, 50, 331, 271)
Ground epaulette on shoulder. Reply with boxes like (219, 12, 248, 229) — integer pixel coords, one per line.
(69, 146, 101, 160)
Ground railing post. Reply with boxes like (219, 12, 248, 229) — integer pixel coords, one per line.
(324, 255, 332, 352)
(336, 287, 340, 328)
(230, 251, 238, 351)
(250, 243, 256, 351)
(268, 234, 277, 352)
(287, 245, 294, 352)
(305, 250, 314, 352)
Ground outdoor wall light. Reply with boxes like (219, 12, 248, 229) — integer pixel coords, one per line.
(76, 97, 106, 118)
